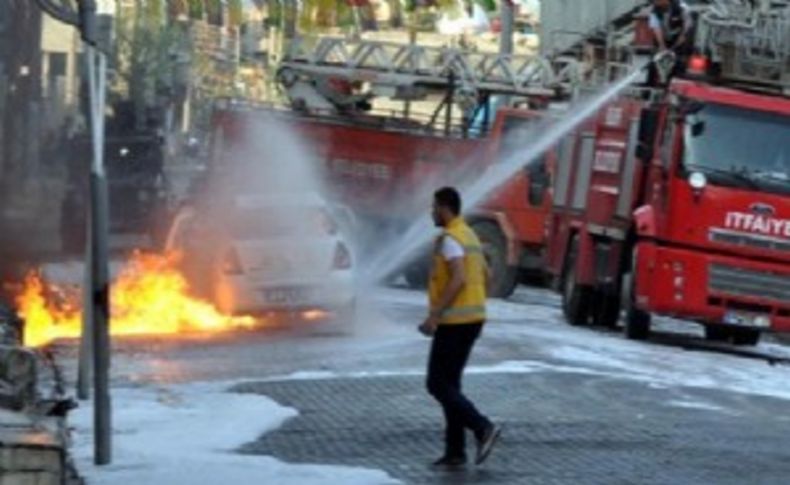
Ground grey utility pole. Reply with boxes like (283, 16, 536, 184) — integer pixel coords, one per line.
(35, 0, 112, 466)
(499, 0, 515, 57)
(499, 1, 515, 108)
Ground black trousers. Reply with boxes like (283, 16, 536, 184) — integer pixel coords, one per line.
(426, 322, 490, 457)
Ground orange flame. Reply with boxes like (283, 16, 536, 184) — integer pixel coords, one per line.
(15, 251, 258, 347)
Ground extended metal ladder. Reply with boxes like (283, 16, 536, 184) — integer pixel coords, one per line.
(695, 0, 790, 94)
(278, 36, 583, 99)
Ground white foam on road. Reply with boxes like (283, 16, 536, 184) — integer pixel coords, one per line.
(263, 290, 790, 406)
(666, 400, 731, 413)
(72, 381, 398, 485)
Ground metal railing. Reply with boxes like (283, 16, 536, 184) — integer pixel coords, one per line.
(695, 0, 790, 92)
(279, 36, 583, 98)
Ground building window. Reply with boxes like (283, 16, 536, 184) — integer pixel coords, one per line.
(49, 52, 67, 78)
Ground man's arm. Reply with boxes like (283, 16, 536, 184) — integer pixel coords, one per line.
(649, 14, 668, 50)
(673, 6, 693, 48)
(653, 26, 668, 50)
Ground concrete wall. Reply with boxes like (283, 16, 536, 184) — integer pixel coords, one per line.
(0, 410, 64, 485)
(540, 0, 646, 55)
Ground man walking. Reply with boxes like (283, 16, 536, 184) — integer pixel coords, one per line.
(420, 187, 501, 467)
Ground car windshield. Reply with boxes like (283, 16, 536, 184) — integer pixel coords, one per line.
(227, 207, 335, 239)
(683, 102, 790, 195)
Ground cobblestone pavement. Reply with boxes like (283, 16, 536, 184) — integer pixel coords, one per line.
(235, 371, 790, 484)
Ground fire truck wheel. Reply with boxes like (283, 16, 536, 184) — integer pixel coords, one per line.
(623, 250, 651, 340)
(704, 325, 730, 342)
(561, 237, 593, 326)
(731, 328, 760, 346)
(625, 305, 651, 340)
(594, 293, 622, 329)
(472, 222, 518, 299)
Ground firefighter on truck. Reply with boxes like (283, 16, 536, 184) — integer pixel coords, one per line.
(647, 0, 694, 85)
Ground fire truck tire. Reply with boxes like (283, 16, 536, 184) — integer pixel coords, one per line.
(623, 249, 651, 340)
(704, 325, 730, 342)
(594, 293, 622, 329)
(561, 237, 593, 326)
(471, 221, 518, 299)
(625, 305, 651, 340)
(732, 328, 760, 346)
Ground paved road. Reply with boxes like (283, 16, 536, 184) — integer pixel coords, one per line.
(52, 286, 790, 484)
(236, 371, 790, 484)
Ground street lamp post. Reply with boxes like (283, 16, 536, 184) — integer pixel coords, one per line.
(35, 0, 113, 466)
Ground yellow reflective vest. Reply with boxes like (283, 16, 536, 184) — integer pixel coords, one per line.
(428, 217, 487, 325)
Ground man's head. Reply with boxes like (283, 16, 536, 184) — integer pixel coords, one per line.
(432, 187, 462, 227)
(653, 0, 671, 9)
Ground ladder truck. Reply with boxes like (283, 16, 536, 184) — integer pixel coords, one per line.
(209, 36, 585, 297)
(545, 0, 790, 345)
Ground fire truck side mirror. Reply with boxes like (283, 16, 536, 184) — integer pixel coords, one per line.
(690, 120, 706, 138)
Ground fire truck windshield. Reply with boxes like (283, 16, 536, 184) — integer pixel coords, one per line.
(683, 103, 790, 195)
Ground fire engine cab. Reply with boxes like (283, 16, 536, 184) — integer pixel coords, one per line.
(545, 0, 790, 345)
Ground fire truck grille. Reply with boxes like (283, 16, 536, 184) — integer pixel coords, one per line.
(708, 263, 790, 302)
(709, 229, 790, 253)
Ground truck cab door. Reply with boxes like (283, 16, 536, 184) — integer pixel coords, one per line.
(482, 110, 552, 246)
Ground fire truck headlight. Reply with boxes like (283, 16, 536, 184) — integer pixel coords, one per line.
(754, 316, 771, 329)
(688, 172, 707, 190)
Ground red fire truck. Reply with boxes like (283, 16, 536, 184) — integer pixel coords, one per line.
(209, 38, 578, 297)
(545, 2, 790, 345)
(207, 2, 788, 346)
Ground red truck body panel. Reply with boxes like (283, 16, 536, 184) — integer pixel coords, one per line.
(546, 77, 790, 335)
(210, 108, 554, 262)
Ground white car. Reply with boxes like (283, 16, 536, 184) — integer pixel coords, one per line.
(166, 193, 357, 319)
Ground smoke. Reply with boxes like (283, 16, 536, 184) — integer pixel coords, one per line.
(180, 112, 375, 330)
(187, 62, 645, 332)
(212, 115, 325, 198)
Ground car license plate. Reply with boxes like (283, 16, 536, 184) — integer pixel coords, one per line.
(722, 311, 771, 329)
(261, 288, 308, 304)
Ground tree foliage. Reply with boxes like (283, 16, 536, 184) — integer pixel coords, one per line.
(228, 0, 244, 26)
(114, 0, 190, 121)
